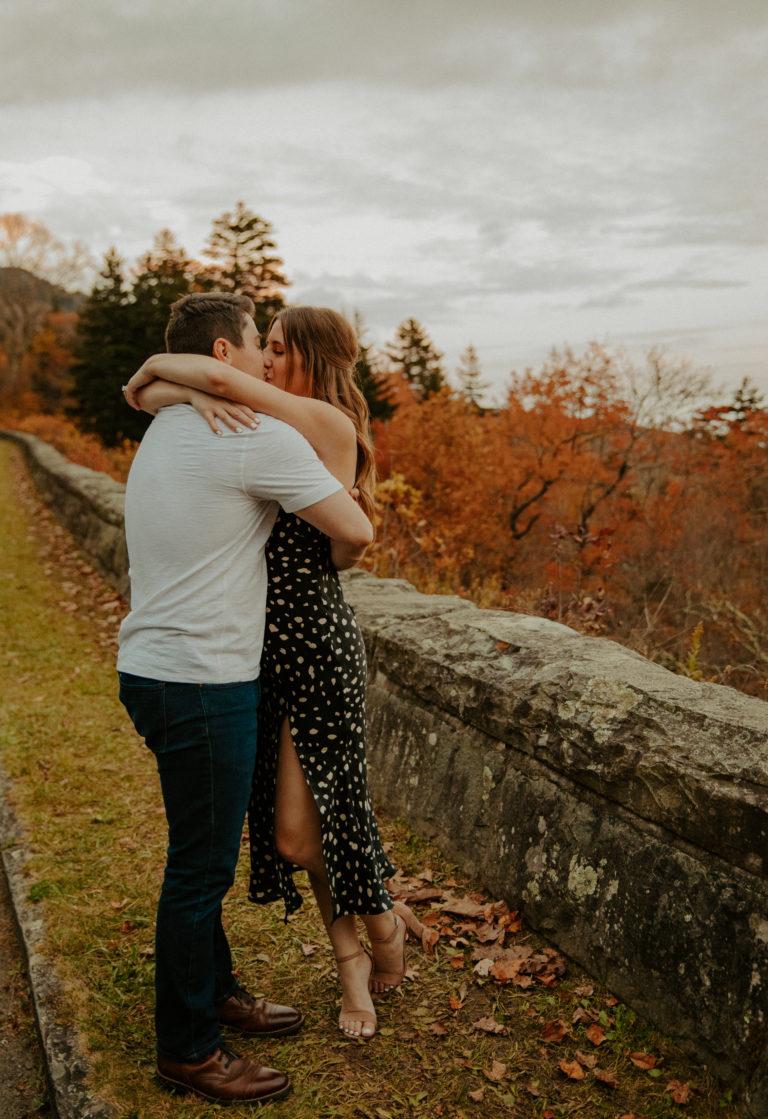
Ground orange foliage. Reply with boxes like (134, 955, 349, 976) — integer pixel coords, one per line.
(0, 408, 136, 483)
(366, 350, 768, 699)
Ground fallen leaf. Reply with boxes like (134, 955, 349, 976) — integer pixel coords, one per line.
(474, 921, 504, 944)
(496, 641, 510, 650)
(448, 995, 464, 1010)
(473, 958, 494, 978)
(666, 1080, 694, 1104)
(575, 983, 594, 997)
(542, 1018, 568, 1043)
(526, 1081, 541, 1097)
(574, 1049, 597, 1068)
(630, 1051, 656, 1070)
(440, 895, 487, 919)
(449, 957, 465, 969)
(110, 898, 129, 911)
(586, 1023, 606, 1046)
(605, 995, 619, 1006)
(301, 943, 319, 956)
(429, 1021, 447, 1036)
(594, 1067, 618, 1088)
(484, 1060, 507, 1082)
(543, 1111, 557, 1119)
(572, 1007, 596, 1026)
(558, 1058, 585, 1080)
(468, 1087, 485, 1103)
(472, 1016, 506, 1035)
(490, 957, 523, 983)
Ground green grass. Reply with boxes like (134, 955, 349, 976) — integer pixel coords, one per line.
(0, 440, 737, 1119)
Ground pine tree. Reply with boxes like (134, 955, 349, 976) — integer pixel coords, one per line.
(130, 230, 195, 357)
(203, 202, 289, 333)
(353, 311, 397, 422)
(456, 344, 489, 410)
(69, 250, 152, 445)
(387, 318, 446, 400)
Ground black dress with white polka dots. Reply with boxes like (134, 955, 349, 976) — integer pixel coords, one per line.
(247, 509, 396, 920)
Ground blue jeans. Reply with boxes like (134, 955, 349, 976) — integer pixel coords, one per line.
(118, 672, 260, 1061)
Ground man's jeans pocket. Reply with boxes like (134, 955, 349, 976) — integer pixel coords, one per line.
(118, 672, 166, 752)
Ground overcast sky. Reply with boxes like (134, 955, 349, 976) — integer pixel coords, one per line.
(2, 0, 766, 403)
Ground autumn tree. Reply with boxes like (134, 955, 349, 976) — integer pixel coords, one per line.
(0, 213, 90, 401)
(386, 318, 446, 400)
(202, 202, 289, 332)
(456, 344, 489, 410)
(21, 310, 78, 412)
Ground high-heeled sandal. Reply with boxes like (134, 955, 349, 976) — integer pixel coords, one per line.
(335, 947, 377, 1039)
(392, 900, 437, 948)
(369, 911, 407, 994)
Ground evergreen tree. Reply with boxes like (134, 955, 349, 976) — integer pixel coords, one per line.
(386, 318, 446, 400)
(456, 343, 489, 410)
(69, 249, 152, 445)
(131, 230, 195, 358)
(203, 202, 289, 333)
(352, 311, 397, 422)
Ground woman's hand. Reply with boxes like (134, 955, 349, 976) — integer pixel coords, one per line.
(122, 358, 162, 410)
(188, 389, 260, 435)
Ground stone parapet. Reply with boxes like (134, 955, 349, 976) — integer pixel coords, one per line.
(1, 432, 128, 598)
(340, 570, 768, 1117)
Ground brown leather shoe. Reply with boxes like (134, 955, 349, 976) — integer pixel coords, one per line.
(157, 1045, 290, 1104)
(217, 984, 304, 1036)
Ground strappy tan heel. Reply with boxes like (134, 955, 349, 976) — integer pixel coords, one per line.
(393, 900, 432, 949)
(335, 947, 377, 1038)
(369, 910, 407, 994)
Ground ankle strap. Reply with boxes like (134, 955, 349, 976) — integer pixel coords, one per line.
(335, 946, 366, 965)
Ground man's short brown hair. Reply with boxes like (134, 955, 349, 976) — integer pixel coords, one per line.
(165, 292, 256, 355)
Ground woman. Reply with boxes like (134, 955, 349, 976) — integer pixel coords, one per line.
(126, 307, 425, 1039)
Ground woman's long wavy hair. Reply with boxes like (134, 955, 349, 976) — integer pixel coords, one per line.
(268, 307, 376, 522)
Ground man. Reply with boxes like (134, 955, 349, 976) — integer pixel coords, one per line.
(117, 292, 372, 1104)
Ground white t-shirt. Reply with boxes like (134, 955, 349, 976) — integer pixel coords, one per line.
(117, 405, 342, 683)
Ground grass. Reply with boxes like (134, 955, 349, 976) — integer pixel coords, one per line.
(0, 439, 737, 1119)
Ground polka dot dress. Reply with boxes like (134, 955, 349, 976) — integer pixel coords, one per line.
(247, 509, 396, 920)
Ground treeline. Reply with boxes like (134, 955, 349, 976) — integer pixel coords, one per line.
(0, 208, 467, 446)
(0, 211, 765, 699)
(367, 347, 767, 700)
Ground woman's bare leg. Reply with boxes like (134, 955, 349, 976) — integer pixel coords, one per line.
(273, 718, 376, 1037)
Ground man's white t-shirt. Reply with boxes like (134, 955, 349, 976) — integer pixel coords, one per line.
(117, 405, 342, 684)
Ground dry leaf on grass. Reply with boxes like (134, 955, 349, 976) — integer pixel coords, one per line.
(586, 1023, 606, 1046)
(594, 1067, 618, 1088)
(558, 1058, 585, 1080)
(666, 1079, 694, 1104)
(483, 1060, 507, 1082)
(574, 1049, 597, 1068)
(472, 1015, 506, 1035)
(468, 1087, 485, 1102)
(541, 1018, 568, 1043)
(630, 1051, 656, 1070)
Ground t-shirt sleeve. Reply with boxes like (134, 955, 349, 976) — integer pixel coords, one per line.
(241, 418, 343, 511)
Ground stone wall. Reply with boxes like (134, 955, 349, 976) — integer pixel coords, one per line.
(2, 432, 128, 598)
(4, 430, 768, 1117)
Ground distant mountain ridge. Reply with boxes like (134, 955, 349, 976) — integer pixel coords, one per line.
(0, 266, 86, 312)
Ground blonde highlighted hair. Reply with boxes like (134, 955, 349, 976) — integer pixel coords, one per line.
(269, 307, 376, 522)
